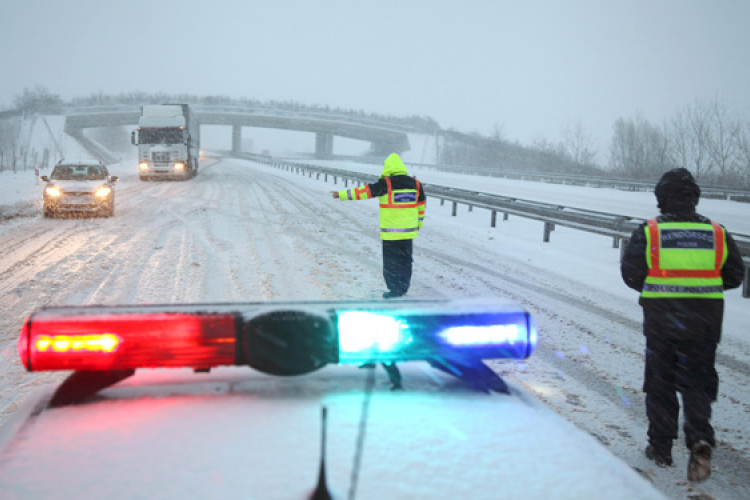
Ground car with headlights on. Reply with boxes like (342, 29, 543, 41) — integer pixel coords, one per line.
(41, 161, 119, 217)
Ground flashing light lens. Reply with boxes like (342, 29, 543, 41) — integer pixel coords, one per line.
(95, 186, 112, 198)
(37, 334, 120, 353)
(21, 312, 236, 372)
(337, 309, 535, 364)
(338, 311, 410, 354)
(45, 187, 61, 197)
(174, 162, 185, 170)
(439, 324, 523, 345)
(139, 162, 149, 170)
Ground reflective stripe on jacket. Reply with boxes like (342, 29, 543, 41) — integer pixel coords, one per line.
(642, 218, 727, 299)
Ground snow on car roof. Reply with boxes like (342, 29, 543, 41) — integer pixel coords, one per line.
(56, 161, 106, 167)
(0, 365, 666, 500)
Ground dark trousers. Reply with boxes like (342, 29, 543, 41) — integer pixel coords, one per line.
(644, 335, 718, 449)
(382, 239, 413, 295)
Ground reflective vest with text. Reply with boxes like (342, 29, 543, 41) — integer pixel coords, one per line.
(377, 177, 420, 240)
(642, 219, 727, 299)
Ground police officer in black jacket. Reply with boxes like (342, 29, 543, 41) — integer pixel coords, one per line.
(621, 168, 745, 482)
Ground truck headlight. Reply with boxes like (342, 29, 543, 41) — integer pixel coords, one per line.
(95, 187, 112, 198)
(139, 162, 149, 170)
(174, 162, 185, 170)
(45, 186, 61, 197)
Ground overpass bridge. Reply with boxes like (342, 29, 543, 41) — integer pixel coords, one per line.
(62, 105, 411, 159)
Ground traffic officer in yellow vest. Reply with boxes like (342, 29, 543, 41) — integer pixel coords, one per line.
(331, 153, 426, 298)
(621, 168, 745, 482)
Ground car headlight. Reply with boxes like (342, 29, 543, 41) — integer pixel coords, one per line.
(45, 186, 61, 197)
(95, 186, 112, 198)
(139, 162, 149, 170)
(174, 162, 185, 170)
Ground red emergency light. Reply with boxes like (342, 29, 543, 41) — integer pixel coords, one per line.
(19, 312, 237, 372)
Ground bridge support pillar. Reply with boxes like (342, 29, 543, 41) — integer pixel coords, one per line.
(232, 125, 242, 156)
(315, 133, 333, 159)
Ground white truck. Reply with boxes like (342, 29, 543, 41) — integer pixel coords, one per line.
(131, 104, 200, 180)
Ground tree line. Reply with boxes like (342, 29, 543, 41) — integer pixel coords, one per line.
(608, 96, 750, 187)
(440, 95, 750, 188)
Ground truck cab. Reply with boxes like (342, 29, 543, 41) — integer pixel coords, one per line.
(131, 104, 200, 181)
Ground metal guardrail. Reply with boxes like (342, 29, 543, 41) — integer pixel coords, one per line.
(252, 156, 750, 253)
(405, 163, 750, 201)
(251, 155, 750, 297)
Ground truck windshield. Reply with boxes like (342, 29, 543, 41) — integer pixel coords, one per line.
(139, 128, 184, 144)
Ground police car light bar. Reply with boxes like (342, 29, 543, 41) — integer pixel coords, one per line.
(18, 300, 537, 402)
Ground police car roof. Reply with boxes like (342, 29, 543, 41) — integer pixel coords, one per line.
(0, 364, 666, 500)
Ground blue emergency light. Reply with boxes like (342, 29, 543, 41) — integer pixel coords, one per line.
(19, 299, 537, 405)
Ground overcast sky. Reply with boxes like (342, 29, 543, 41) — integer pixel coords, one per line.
(2, 0, 750, 158)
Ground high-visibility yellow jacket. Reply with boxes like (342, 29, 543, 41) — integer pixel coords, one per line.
(642, 219, 728, 299)
(337, 153, 426, 240)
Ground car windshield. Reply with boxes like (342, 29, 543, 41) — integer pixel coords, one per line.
(50, 165, 106, 180)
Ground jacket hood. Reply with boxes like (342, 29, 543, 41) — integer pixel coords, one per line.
(381, 153, 408, 177)
(655, 167, 700, 214)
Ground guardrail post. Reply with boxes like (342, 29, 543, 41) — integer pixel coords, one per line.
(468, 205, 473, 212)
(543, 222, 555, 242)
(344, 179, 348, 187)
(491, 211, 497, 228)
(452, 201, 457, 217)
(744, 264, 749, 298)
(440, 199, 445, 206)
(316, 173, 320, 180)
(325, 174, 328, 182)
(503, 213, 509, 221)
(334, 176, 337, 185)
(613, 236, 620, 249)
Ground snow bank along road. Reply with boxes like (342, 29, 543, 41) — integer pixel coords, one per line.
(1, 157, 748, 500)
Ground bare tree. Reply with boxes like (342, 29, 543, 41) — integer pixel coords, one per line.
(562, 119, 597, 166)
(490, 121, 505, 142)
(706, 95, 740, 182)
(735, 120, 750, 188)
(13, 85, 63, 115)
(667, 99, 712, 181)
(608, 115, 670, 179)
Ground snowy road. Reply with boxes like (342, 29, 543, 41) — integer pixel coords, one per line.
(1, 157, 749, 499)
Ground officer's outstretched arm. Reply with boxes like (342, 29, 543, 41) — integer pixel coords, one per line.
(334, 185, 374, 201)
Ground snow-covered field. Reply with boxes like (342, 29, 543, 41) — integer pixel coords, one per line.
(0, 132, 748, 499)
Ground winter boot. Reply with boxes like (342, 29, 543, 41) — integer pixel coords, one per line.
(645, 443, 673, 467)
(687, 440, 712, 482)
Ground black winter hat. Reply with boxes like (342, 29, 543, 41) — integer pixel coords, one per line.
(655, 168, 700, 212)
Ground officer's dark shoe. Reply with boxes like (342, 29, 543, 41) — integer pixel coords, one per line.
(687, 440, 712, 482)
(645, 444, 673, 467)
(382, 291, 404, 299)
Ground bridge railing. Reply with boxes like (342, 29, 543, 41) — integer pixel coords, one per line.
(61, 104, 417, 132)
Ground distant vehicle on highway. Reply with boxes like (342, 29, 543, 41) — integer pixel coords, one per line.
(132, 103, 200, 181)
(40, 161, 119, 218)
